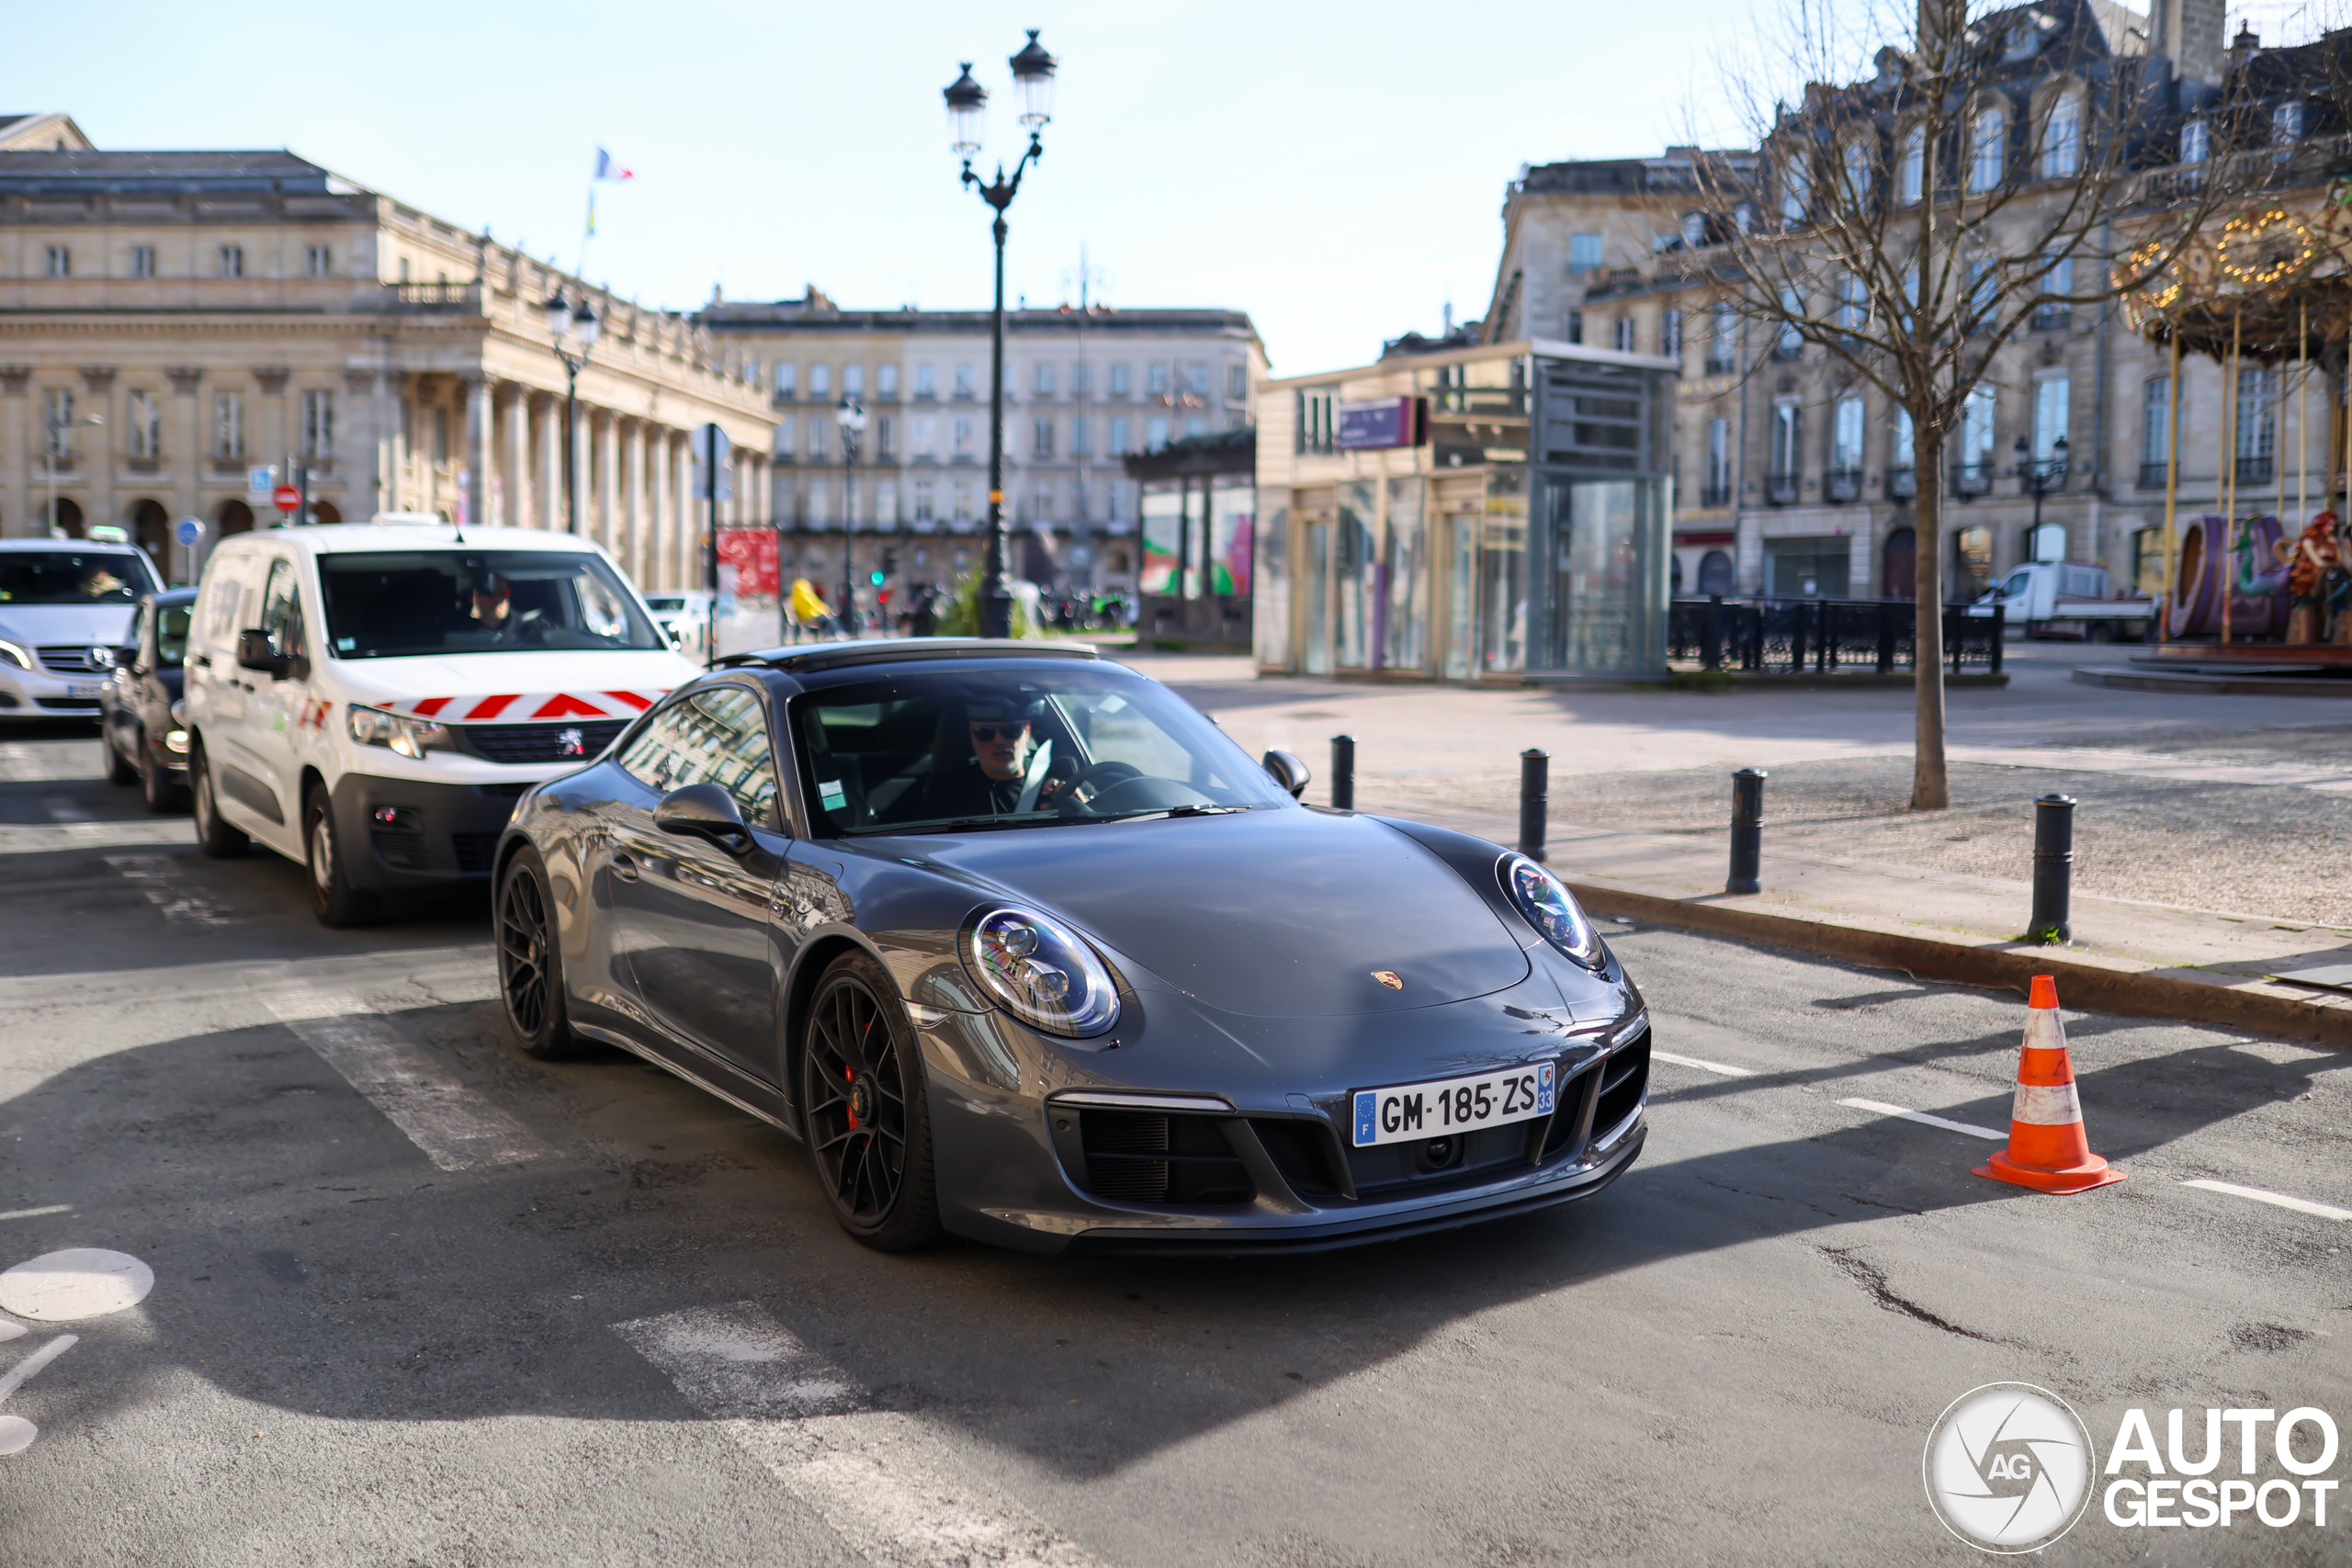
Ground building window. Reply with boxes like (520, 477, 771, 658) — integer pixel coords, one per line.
(1034, 417, 1054, 457)
(1227, 363, 1246, 400)
(2276, 100, 2305, 144)
(1146, 416, 1170, 450)
(808, 418, 829, 461)
(1111, 416, 1132, 455)
(1070, 417, 1092, 457)
(1033, 486, 1055, 522)
(1971, 104, 2007, 191)
(1770, 402, 1801, 495)
(1892, 406, 1916, 469)
(774, 363, 797, 400)
(214, 391, 244, 460)
(130, 245, 156, 278)
(44, 244, 69, 278)
(1613, 317, 1635, 353)
(1566, 309, 1583, 344)
(1148, 363, 1170, 396)
(876, 480, 896, 525)
(1832, 396, 1865, 472)
(2033, 254, 2073, 330)
(1109, 363, 1131, 397)
(1185, 364, 1208, 397)
(2041, 93, 2081, 178)
(914, 479, 935, 523)
(843, 365, 864, 398)
(433, 407, 449, 465)
(2141, 376, 2172, 485)
(219, 244, 244, 278)
(807, 480, 828, 526)
(2236, 367, 2277, 480)
(1704, 416, 1732, 505)
(1681, 212, 1708, 248)
(129, 389, 160, 460)
(774, 418, 797, 459)
(953, 482, 974, 525)
(302, 389, 334, 462)
(1897, 125, 1924, 204)
(877, 363, 899, 398)
(912, 363, 933, 398)
(1708, 302, 1736, 372)
(809, 364, 831, 399)
(1661, 309, 1683, 359)
(1568, 232, 1604, 274)
(2181, 119, 2208, 165)
(954, 364, 975, 398)
(910, 416, 933, 458)
(1959, 382, 1996, 488)
(43, 389, 75, 459)
(1776, 288, 1804, 358)
(1835, 274, 1865, 333)
(876, 416, 894, 460)
(1035, 362, 1056, 396)
(305, 244, 333, 276)
(1780, 155, 1808, 224)
(952, 418, 974, 457)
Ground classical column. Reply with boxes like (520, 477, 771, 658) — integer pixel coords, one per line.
(343, 368, 379, 524)
(626, 418, 650, 583)
(648, 425, 673, 591)
(1, 367, 28, 537)
(571, 400, 593, 540)
(461, 371, 490, 531)
(80, 367, 117, 531)
(503, 383, 528, 528)
(386, 371, 411, 513)
(674, 430, 696, 592)
(254, 366, 290, 489)
(166, 367, 203, 552)
(537, 393, 561, 531)
(594, 410, 617, 553)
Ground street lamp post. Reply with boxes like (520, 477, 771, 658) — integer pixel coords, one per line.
(836, 395, 866, 639)
(943, 28, 1058, 640)
(2013, 433, 2070, 555)
(542, 289, 601, 535)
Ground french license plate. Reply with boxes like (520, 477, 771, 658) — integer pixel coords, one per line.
(1352, 1063, 1555, 1148)
(67, 683, 103, 700)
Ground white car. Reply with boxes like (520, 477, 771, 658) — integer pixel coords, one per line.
(0, 538, 166, 721)
(183, 523, 699, 925)
(642, 589, 715, 662)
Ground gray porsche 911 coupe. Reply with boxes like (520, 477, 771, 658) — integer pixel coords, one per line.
(493, 638, 1650, 1254)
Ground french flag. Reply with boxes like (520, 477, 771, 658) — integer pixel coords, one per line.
(593, 148, 635, 182)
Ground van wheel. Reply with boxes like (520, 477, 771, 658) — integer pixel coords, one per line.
(191, 744, 247, 858)
(304, 785, 379, 928)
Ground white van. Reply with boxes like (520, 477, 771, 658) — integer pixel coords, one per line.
(0, 538, 165, 721)
(184, 524, 700, 925)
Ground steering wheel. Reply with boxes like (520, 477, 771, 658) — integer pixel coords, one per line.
(1055, 760, 1145, 815)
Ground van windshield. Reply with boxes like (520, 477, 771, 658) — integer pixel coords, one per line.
(316, 550, 664, 659)
(0, 550, 159, 605)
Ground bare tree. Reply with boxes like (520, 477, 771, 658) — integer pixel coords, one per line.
(1693, 0, 2244, 809)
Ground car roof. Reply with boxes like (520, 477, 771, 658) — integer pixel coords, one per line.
(209, 524, 610, 557)
(0, 538, 154, 552)
(718, 637, 1100, 677)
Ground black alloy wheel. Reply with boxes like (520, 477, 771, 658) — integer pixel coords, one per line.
(190, 744, 247, 858)
(103, 725, 137, 786)
(497, 849, 578, 1060)
(800, 952, 943, 1252)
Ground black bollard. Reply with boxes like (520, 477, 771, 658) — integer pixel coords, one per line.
(1330, 734, 1355, 810)
(1518, 749, 1549, 863)
(1727, 767, 1767, 894)
(2028, 793, 2075, 943)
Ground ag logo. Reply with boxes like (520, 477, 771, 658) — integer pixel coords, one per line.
(1923, 1382, 2096, 1553)
(557, 727, 586, 758)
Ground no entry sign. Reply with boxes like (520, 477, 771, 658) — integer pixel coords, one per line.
(273, 484, 302, 513)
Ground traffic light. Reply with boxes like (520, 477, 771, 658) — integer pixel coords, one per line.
(869, 569, 887, 587)
(881, 547, 899, 574)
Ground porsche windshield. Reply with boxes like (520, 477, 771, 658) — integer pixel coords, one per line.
(0, 550, 158, 605)
(317, 550, 663, 659)
(795, 667, 1294, 834)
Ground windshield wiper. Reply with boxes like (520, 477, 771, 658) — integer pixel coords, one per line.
(1100, 803, 1253, 823)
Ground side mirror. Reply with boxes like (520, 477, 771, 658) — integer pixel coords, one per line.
(1261, 749, 1311, 799)
(235, 627, 290, 676)
(115, 644, 141, 671)
(654, 782, 755, 852)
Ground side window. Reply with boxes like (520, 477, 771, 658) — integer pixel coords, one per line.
(617, 685, 779, 827)
(259, 558, 305, 658)
(153, 603, 192, 669)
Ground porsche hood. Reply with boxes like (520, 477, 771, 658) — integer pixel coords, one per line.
(917, 808, 1531, 1018)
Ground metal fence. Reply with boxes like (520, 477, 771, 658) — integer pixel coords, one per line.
(1668, 596, 2005, 674)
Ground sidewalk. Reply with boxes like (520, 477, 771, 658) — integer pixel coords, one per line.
(1405, 796, 2352, 1046)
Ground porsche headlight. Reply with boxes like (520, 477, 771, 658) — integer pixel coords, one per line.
(346, 704, 451, 761)
(960, 907, 1120, 1037)
(1499, 852, 1607, 970)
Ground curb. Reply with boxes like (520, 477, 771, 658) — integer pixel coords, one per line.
(1560, 874, 2352, 1049)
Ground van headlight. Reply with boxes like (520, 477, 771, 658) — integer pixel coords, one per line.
(346, 705, 451, 761)
(1499, 852, 1607, 970)
(960, 907, 1121, 1037)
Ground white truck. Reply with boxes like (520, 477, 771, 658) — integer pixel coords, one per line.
(1970, 561, 2154, 641)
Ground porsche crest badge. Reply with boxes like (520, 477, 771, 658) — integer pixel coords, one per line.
(1371, 970, 1403, 990)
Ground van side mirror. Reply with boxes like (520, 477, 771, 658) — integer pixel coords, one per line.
(235, 628, 292, 677)
(1261, 749, 1311, 799)
(654, 782, 755, 852)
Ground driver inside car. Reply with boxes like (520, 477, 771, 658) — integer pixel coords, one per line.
(921, 694, 1075, 819)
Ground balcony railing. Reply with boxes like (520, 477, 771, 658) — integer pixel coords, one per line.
(382, 281, 481, 313)
(1704, 354, 1736, 375)
(2031, 305, 2071, 332)
(1765, 473, 1801, 505)
(1952, 463, 1992, 497)
(1698, 482, 1734, 508)
(1825, 468, 1862, 502)
(2139, 460, 2170, 490)
(2235, 454, 2276, 486)
(1886, 466, 1917, 499)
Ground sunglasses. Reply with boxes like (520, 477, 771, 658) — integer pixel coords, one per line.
(968, 723, 1028, 742)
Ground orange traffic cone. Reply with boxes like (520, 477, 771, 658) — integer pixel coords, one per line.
(1974, 975, 2126, 1195)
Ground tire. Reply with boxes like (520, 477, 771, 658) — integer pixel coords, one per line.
(139, 731, 186, 814)
(497, 847, 580, 1060)
(303, 784, 379, 928)
(190, 743, 248, 859)
(103, 726, 137, 785)
(799, 950, 944, 1252)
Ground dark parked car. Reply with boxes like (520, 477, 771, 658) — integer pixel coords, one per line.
(492, 638, 1651, 1255)
(99, 588, 198, 813)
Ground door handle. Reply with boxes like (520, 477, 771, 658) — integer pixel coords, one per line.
(610, 852, 639, 883)
(193, 654, 211, 668)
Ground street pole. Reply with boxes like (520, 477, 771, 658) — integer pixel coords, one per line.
(980, 212, 1013, 639)
(562, 364, 580, 535)
(542, 290, 598, 536)
(842, 418, 858, 639)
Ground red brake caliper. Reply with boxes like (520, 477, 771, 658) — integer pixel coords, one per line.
(844, 1064, 858, 1129)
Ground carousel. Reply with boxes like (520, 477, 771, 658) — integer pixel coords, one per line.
(2120, 190, 2352, 671)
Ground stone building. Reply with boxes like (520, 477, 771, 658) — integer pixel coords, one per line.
(699, 292, 1263, 611)
(0, 125, 775, 588)
(1481, 0, 2340, 606)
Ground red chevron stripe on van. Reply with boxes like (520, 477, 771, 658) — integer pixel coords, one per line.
(381, 689, 671, 723)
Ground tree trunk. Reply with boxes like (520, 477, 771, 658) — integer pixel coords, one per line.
(1911, 424, 1950, 810)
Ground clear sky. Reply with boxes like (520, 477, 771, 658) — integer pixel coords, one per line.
(6, 0, 2307, 372)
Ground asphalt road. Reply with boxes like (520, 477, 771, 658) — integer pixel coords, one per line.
(2, 721, 2348, 1567)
